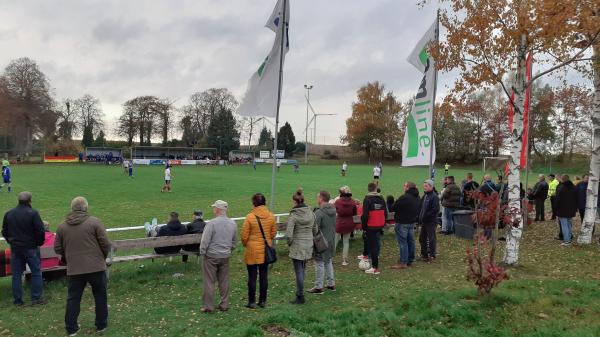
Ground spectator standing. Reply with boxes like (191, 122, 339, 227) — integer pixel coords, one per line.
(391, 182, 420, 269)
(419, 180, 440, 262)
(2, 192, 46, 306)
(286, 189, 317, 304)
(548, 173, 560, 220)
(334, 186, 357, 266)
(241, 194, 276, 309)
(386, 195, 395, 213)
(481, 175, 497, 195)
(576, 174, 589, 222)
(55, 197, 111, 336)
(439, 177, 448, 233)
(532, 174, 549, 221)
(444, 163, 450, 176)
(555, 175, 578, 245)
(199, 200, 237, 313)
(441, 176, 462, 235)
(361, 183, 387, 275)
(462, 173, 480, 209)
(308, 191, 336, 294)
(309, 191, 336, 294)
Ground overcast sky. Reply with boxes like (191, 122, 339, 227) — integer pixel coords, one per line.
(0, 1, 589, 145)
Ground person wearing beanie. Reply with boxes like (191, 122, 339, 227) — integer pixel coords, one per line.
(419, 180, 440, 262)
(181, 210, 207, 261)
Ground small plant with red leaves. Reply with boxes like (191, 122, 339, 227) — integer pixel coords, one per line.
(465, 234, 509, 296)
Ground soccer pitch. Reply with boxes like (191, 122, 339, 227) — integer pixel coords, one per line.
(1, 163, 455, 231)
(1, 163, 599, 337)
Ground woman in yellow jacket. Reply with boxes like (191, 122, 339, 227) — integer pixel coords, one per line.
(241, 193, 276, 309)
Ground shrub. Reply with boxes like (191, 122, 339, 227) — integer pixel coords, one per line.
(465, 235, 509, 296)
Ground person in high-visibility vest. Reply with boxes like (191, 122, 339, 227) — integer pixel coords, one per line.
(444, 163, 450, 176)
(547, 173, 560, 222)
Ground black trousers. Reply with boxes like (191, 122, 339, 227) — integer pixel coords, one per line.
(579, 209, 585, 222)
(534, 199, 545, 221)
(419, 223, 437, 258)
(366, 230, 381, 269)
(550, 196, 557, 219)
(362, 231, 369, 256)
(65, 271, 108, 334)
(247, 263, 268, 304)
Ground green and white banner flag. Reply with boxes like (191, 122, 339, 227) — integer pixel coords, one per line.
(238, 0, 290, 118)
(402, 21, 437, 167)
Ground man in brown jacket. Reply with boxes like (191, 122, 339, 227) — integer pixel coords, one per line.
(55, 196, 111, 336)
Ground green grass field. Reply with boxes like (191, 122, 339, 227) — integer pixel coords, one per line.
(1, 163, 599, 337)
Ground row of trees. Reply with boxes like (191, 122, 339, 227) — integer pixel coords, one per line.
(344, 80, 593, 164)
(0, 57, 299, 158)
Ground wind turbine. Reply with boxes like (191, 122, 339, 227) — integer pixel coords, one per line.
(304, 95, 336, 145)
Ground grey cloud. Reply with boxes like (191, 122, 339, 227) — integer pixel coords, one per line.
(93, 18, 149, 43)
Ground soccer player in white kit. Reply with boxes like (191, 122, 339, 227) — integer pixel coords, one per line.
(161, 165, 174, 192)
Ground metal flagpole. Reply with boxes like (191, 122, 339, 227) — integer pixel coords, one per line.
(270, 0, 287, 211)
(304, 84, 312, 164)
(428, 10, 440, 179)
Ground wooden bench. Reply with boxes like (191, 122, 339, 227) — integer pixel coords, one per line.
(20, 235, 203, 278)
(108, 234, 202, 264)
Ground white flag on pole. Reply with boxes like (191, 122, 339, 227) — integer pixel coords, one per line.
(238, 0, 290, 118)
(402, 20, 437, 167)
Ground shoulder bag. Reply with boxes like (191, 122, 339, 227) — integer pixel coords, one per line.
(255, 216, 277, 264)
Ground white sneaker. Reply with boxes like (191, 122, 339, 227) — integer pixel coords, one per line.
(560, 241, 572, 246)
(365, 268, 380, 275)
(357, 255, 366, 260)
(342, 261, 349, 266)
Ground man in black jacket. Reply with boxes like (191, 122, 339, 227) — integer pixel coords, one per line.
(419, 180, 440, 262)
(441, 176, 462, 234)
(154, 212, 187, 254)
(532, 174, 549, 221)
(462, 173, 480, 209)
(391, 182, 420, 269)
(555, 175, 578, 245)
(1, 192, 46, 306)
(182, 210, 206, 262)
(361, 183, 387, 274)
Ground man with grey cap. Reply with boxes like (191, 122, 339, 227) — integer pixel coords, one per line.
(2, 191, 46, 306)
(55, 196, 111, 336)
(199, 200, 237, 313)
(418, 180, 440, 262)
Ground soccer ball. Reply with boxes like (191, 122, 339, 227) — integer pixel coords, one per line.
(358, 259, 371, 271)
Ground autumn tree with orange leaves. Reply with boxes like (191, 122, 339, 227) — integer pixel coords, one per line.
(420, 0, 600, 264)
(344, 82, 404, 160)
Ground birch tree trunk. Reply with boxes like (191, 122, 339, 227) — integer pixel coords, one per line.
(578, 42, 600, 244)
(503, 36, 527, 265)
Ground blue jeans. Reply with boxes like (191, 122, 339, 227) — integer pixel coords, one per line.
(10, 248, 43, 304)
(444, 207, 456, 233)
(395, 223, 415, 265)
(558, 217, 573, 242)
